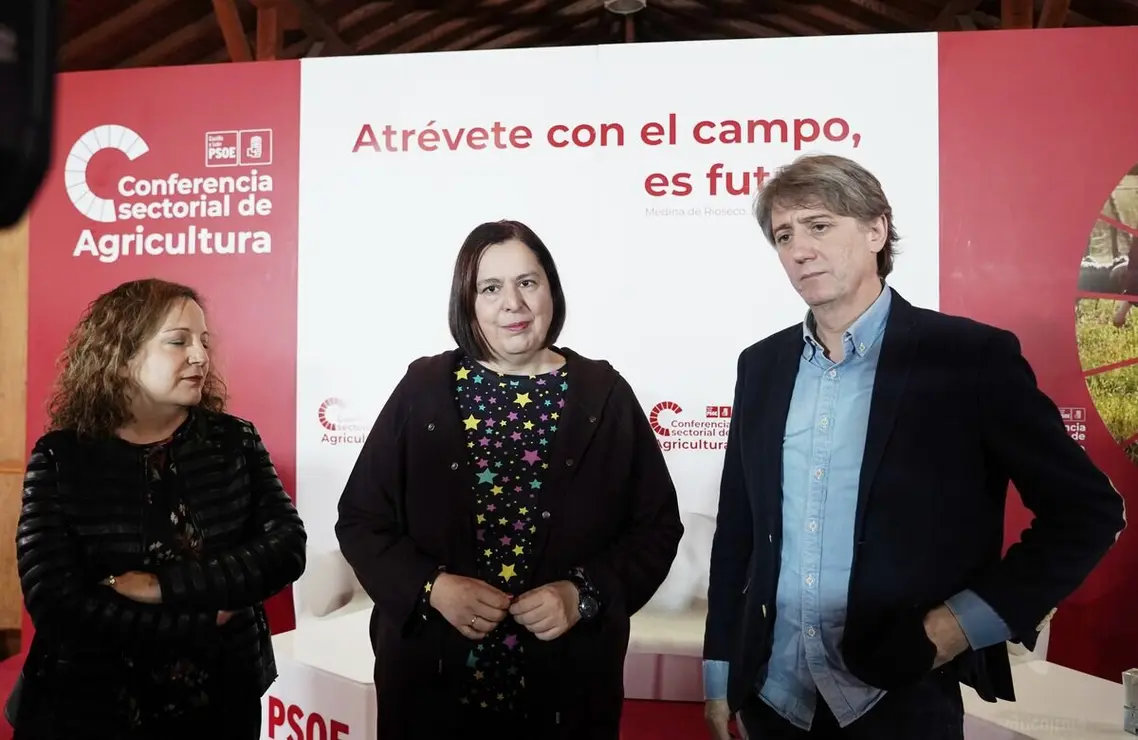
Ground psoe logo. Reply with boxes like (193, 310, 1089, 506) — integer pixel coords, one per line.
(648, 400, 731, 452)
(317, 397, 369, 446)
(205, 128, 274, 168)
(64, 124, 150, 224)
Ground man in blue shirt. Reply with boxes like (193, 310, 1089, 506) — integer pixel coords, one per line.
(702, 154, 1125, 739)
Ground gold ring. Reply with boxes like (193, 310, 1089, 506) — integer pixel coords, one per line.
(104, 575, 117, 587)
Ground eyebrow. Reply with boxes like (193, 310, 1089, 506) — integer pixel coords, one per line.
(477, 271, 538, 287)
(774, 214, 832, 232)
(162, 327, 210, 337)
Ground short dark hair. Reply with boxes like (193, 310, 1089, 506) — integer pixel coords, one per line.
(448, 220, 567, 361)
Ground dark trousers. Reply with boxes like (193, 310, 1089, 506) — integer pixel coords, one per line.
(739, 668, 964, 740)
(381, 694, 621, 740)
(12, 691, 261, 740)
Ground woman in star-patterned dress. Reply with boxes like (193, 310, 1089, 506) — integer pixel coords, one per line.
(338, 220, 685, 740)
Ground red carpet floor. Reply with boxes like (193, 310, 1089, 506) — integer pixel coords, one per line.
(0, 655, 703, 739)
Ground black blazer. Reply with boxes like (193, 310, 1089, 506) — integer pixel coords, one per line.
(704, 291, 1126, 712)
(335, 347, 683, 738)
(12, 409, 307, 737)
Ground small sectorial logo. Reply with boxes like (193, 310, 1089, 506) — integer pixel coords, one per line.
(64, 124, 150, 224)
(63, 123, 276, 264)
(317, 397, 368, 446)
(649, 400, 731, 452)
(648, 400, 682, 436)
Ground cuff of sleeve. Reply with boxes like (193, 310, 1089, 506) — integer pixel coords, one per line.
(416, 567, 446, 622)
(945, 589, 1014, 650)
(703, 659, 729, 701)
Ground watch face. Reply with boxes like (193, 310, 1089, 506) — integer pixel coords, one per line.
(579, 595, 599, 620)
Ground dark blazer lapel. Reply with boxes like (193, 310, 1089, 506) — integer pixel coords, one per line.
(757, 331, 802, 534)
(854, 293, 918, 540)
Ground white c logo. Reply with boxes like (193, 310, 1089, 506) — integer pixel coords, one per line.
(64, 124, 149, 223)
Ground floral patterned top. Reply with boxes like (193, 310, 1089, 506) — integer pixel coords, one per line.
(118, 437, 218, 727)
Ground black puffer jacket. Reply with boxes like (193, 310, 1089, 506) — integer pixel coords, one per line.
(11, 408, 306, 737)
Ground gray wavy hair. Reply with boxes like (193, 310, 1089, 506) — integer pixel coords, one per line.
(753, 154, 900, 279)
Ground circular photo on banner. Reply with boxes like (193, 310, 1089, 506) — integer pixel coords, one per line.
(1076, 163, 1138, 465)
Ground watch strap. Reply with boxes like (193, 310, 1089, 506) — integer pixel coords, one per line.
(568, 566, 601, 618)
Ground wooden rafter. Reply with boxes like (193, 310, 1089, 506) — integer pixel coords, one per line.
(1037, 0, 1071, 28)
(53, 0, 1138, 73)
(256, 5, 283, 60)
(212, 0, 252, 61)
(1001, 0, 1033, 28)
(281, 0, 352, 55)
(931, 0, 983, 31)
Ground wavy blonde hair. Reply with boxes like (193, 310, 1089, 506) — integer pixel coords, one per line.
(47, 278, 228, 437)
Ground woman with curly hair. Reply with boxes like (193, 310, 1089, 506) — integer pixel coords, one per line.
(8, 278, 306, 740)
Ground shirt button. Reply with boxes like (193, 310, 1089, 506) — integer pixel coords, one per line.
(450, 462, 459, 470)
(588, 416, 597, 423)
(858, 343, 866, 353)
(541, 511, 551, 520)
(806, 627, 816, 637)
(805, 575, 815, 587)
(819, 417, 828, 428)
(427, 422, 435, 431)
(565, 459, 574, 467)
(828, 369, 837, 379)
(814, 468, 824, 480)
(807, 520, 818, 532)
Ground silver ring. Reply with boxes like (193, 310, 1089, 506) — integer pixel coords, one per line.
(470, 616, 477, 627)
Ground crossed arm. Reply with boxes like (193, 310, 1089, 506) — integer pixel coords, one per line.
(17, 427, 306, 650)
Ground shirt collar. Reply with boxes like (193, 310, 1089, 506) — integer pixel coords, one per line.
(802, 283, 892, 360)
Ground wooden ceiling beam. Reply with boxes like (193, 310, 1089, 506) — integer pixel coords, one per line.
(392, 2, 511, 53)
(360, 0, 481, 54)
(61, 0, 184, 68)
(1001, 0, 1032, 28)
(424, 0, 550, 53)
(212, 0, 253, 61)
(351, 2, 428, 52)
(930, 0, 983, 31)
(484, 0, 596, 31)
(794, 0, 904, 32)
(1037, 0, 1071, 27)
(281, 0, 353, 55)
(249, 0, 302, 29)
(120, 13, 221, 68)
(256, 7, 284, 60)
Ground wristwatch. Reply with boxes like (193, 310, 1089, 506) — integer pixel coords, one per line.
(568, 567, 601, 622)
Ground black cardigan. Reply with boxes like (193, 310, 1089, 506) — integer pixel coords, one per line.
(335, 347, 684, 738)
(12, 408, 306, 737)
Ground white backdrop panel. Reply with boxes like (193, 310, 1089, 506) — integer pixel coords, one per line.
(295, 35, 940, 620)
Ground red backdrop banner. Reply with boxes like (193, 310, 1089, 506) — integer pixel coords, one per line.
(940, 27, 1138, 680)
(23, 61, 302, 648)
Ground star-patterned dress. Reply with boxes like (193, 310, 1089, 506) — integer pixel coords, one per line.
(451, 355, 567, 714)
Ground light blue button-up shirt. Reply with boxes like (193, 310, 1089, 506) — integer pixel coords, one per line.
(704, 285, 1011, 729)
